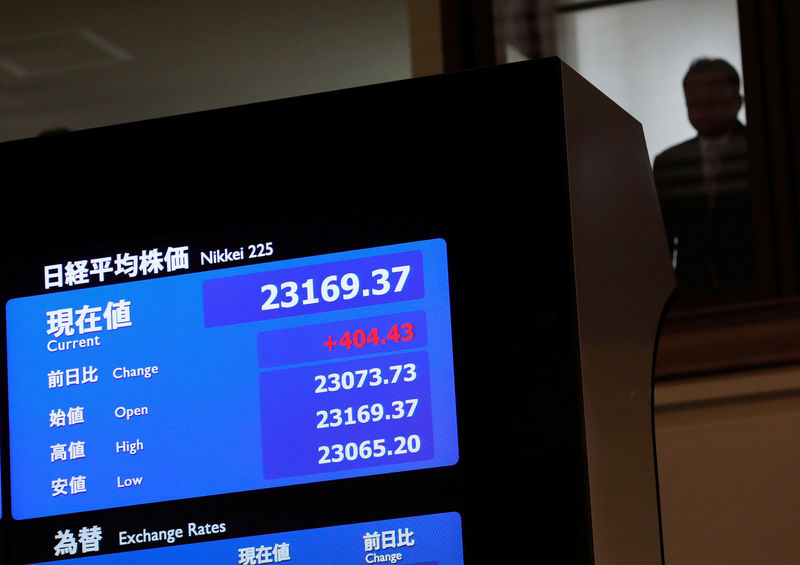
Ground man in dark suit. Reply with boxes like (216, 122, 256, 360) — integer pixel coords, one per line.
(653, 58, 753, 305)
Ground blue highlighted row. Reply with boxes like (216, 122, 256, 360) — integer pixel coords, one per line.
(260, 351, 432, 479)
(203, 250, 424, 327)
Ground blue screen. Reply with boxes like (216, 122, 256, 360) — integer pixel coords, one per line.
(6, 239, 458, 519)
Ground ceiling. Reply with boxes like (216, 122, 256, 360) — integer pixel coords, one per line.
(0, 0, 412, 142)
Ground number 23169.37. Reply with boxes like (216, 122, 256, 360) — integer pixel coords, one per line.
(316, 399, 419, 429)
(261, 266, 411, 311)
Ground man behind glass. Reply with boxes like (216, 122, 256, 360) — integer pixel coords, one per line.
(653, 58, 753, 305)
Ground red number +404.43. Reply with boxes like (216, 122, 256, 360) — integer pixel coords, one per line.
(323, 324, 414, 351)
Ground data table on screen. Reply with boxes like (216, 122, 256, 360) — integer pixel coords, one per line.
(5, 239, 458, 519)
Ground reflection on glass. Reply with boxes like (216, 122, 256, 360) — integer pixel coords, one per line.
(653, 58, 753, 305)
(493, 0, 754, 307)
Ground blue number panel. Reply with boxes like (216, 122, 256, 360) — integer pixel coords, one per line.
(6, 239, 458, 519)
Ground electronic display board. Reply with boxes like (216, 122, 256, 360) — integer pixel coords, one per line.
(0, 58, 671, 565)
(2, 213, 474, 564)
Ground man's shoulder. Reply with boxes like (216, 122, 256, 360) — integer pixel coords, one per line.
(654, 136, 700, 168)
(652, 136, 703, 195)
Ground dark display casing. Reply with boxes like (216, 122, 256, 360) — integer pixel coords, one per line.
(1, 58, 673, 564)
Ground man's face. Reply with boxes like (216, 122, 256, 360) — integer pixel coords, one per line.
(684, 73, 742, 137)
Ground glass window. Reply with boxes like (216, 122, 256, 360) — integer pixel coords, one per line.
(554, 0, 745, 164)
(495, 0, 757, 310)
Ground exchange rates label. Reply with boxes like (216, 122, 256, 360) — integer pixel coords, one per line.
(32, 512, 463, 564)
(6, 239, 458, 519)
